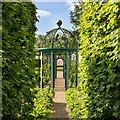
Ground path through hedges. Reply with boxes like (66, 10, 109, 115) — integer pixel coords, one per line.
(51, 71, 72, 119)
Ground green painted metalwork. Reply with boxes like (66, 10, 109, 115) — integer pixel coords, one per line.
(38, 52, 40, 88)
(55, 58, 57, 79)
(38, 48, 79, 52)
(53, 53, 55, 87)
(76, 51, 78, 87)
(63, 62, 65, 78)
(38, 20, 79, 90)
(40, 51, 43, 88)
(51, 51, 54, 89)
(45, 26, 77, 48)
(65, 51, 69, 90)
(38, 48, 79, 89)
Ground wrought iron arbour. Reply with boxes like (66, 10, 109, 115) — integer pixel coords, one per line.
(38, 20, 79, 90)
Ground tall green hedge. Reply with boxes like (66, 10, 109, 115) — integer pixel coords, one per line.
(79, 1, 120, 119)
(0, 2, 2, 119)
(2, 2, 37, 119)
(66, 1, 120, 119)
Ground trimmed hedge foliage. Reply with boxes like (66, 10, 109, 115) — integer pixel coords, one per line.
(66, 88, 88, 119)
(31, 87, 54, 119)
(66, 1, 120, 120)
(2, 2, 37, 119)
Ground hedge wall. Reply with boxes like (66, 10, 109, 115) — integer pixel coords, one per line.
(67, 1, 120, 120)
(0, 2, 2, 119)
(2, 2, 37, 119)
(79, 1, 120, 119)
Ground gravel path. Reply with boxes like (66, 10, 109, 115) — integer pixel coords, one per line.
(51, 71, 72, 120)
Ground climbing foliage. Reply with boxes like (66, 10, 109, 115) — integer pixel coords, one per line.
(2, 2, 37, 119)
(66, 1, 120, 119)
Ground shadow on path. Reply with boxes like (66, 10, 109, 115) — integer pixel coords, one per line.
(52, 102, 71, 119)
(51, 71, 72, 120)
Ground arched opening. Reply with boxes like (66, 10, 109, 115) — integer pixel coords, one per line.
(57, 58, 64, 78)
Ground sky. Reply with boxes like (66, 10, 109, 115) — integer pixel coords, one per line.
(36, 1, 75, 35)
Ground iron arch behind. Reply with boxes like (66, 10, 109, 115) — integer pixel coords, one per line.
(38, 20, 79, 90)
(45, 21, 78, 48)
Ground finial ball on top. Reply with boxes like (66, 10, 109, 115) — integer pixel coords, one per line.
(57, 20, 62, 27)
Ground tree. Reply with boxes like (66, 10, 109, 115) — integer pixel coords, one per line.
(70, 1, 83, 42)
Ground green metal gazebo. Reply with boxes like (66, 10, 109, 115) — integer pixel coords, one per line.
(38, 20, 79, 90)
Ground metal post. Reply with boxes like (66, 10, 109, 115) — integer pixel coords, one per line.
(51, 51, 54, 89)
(66, 51, 69, 90)
(53, 54, 55, 84)
(41, 51, 43, 88)
(38, 51, 40, 88)
(55, 57, 57, 79)
(76, 51, 78, 87)
(63, 61, 65, 78)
